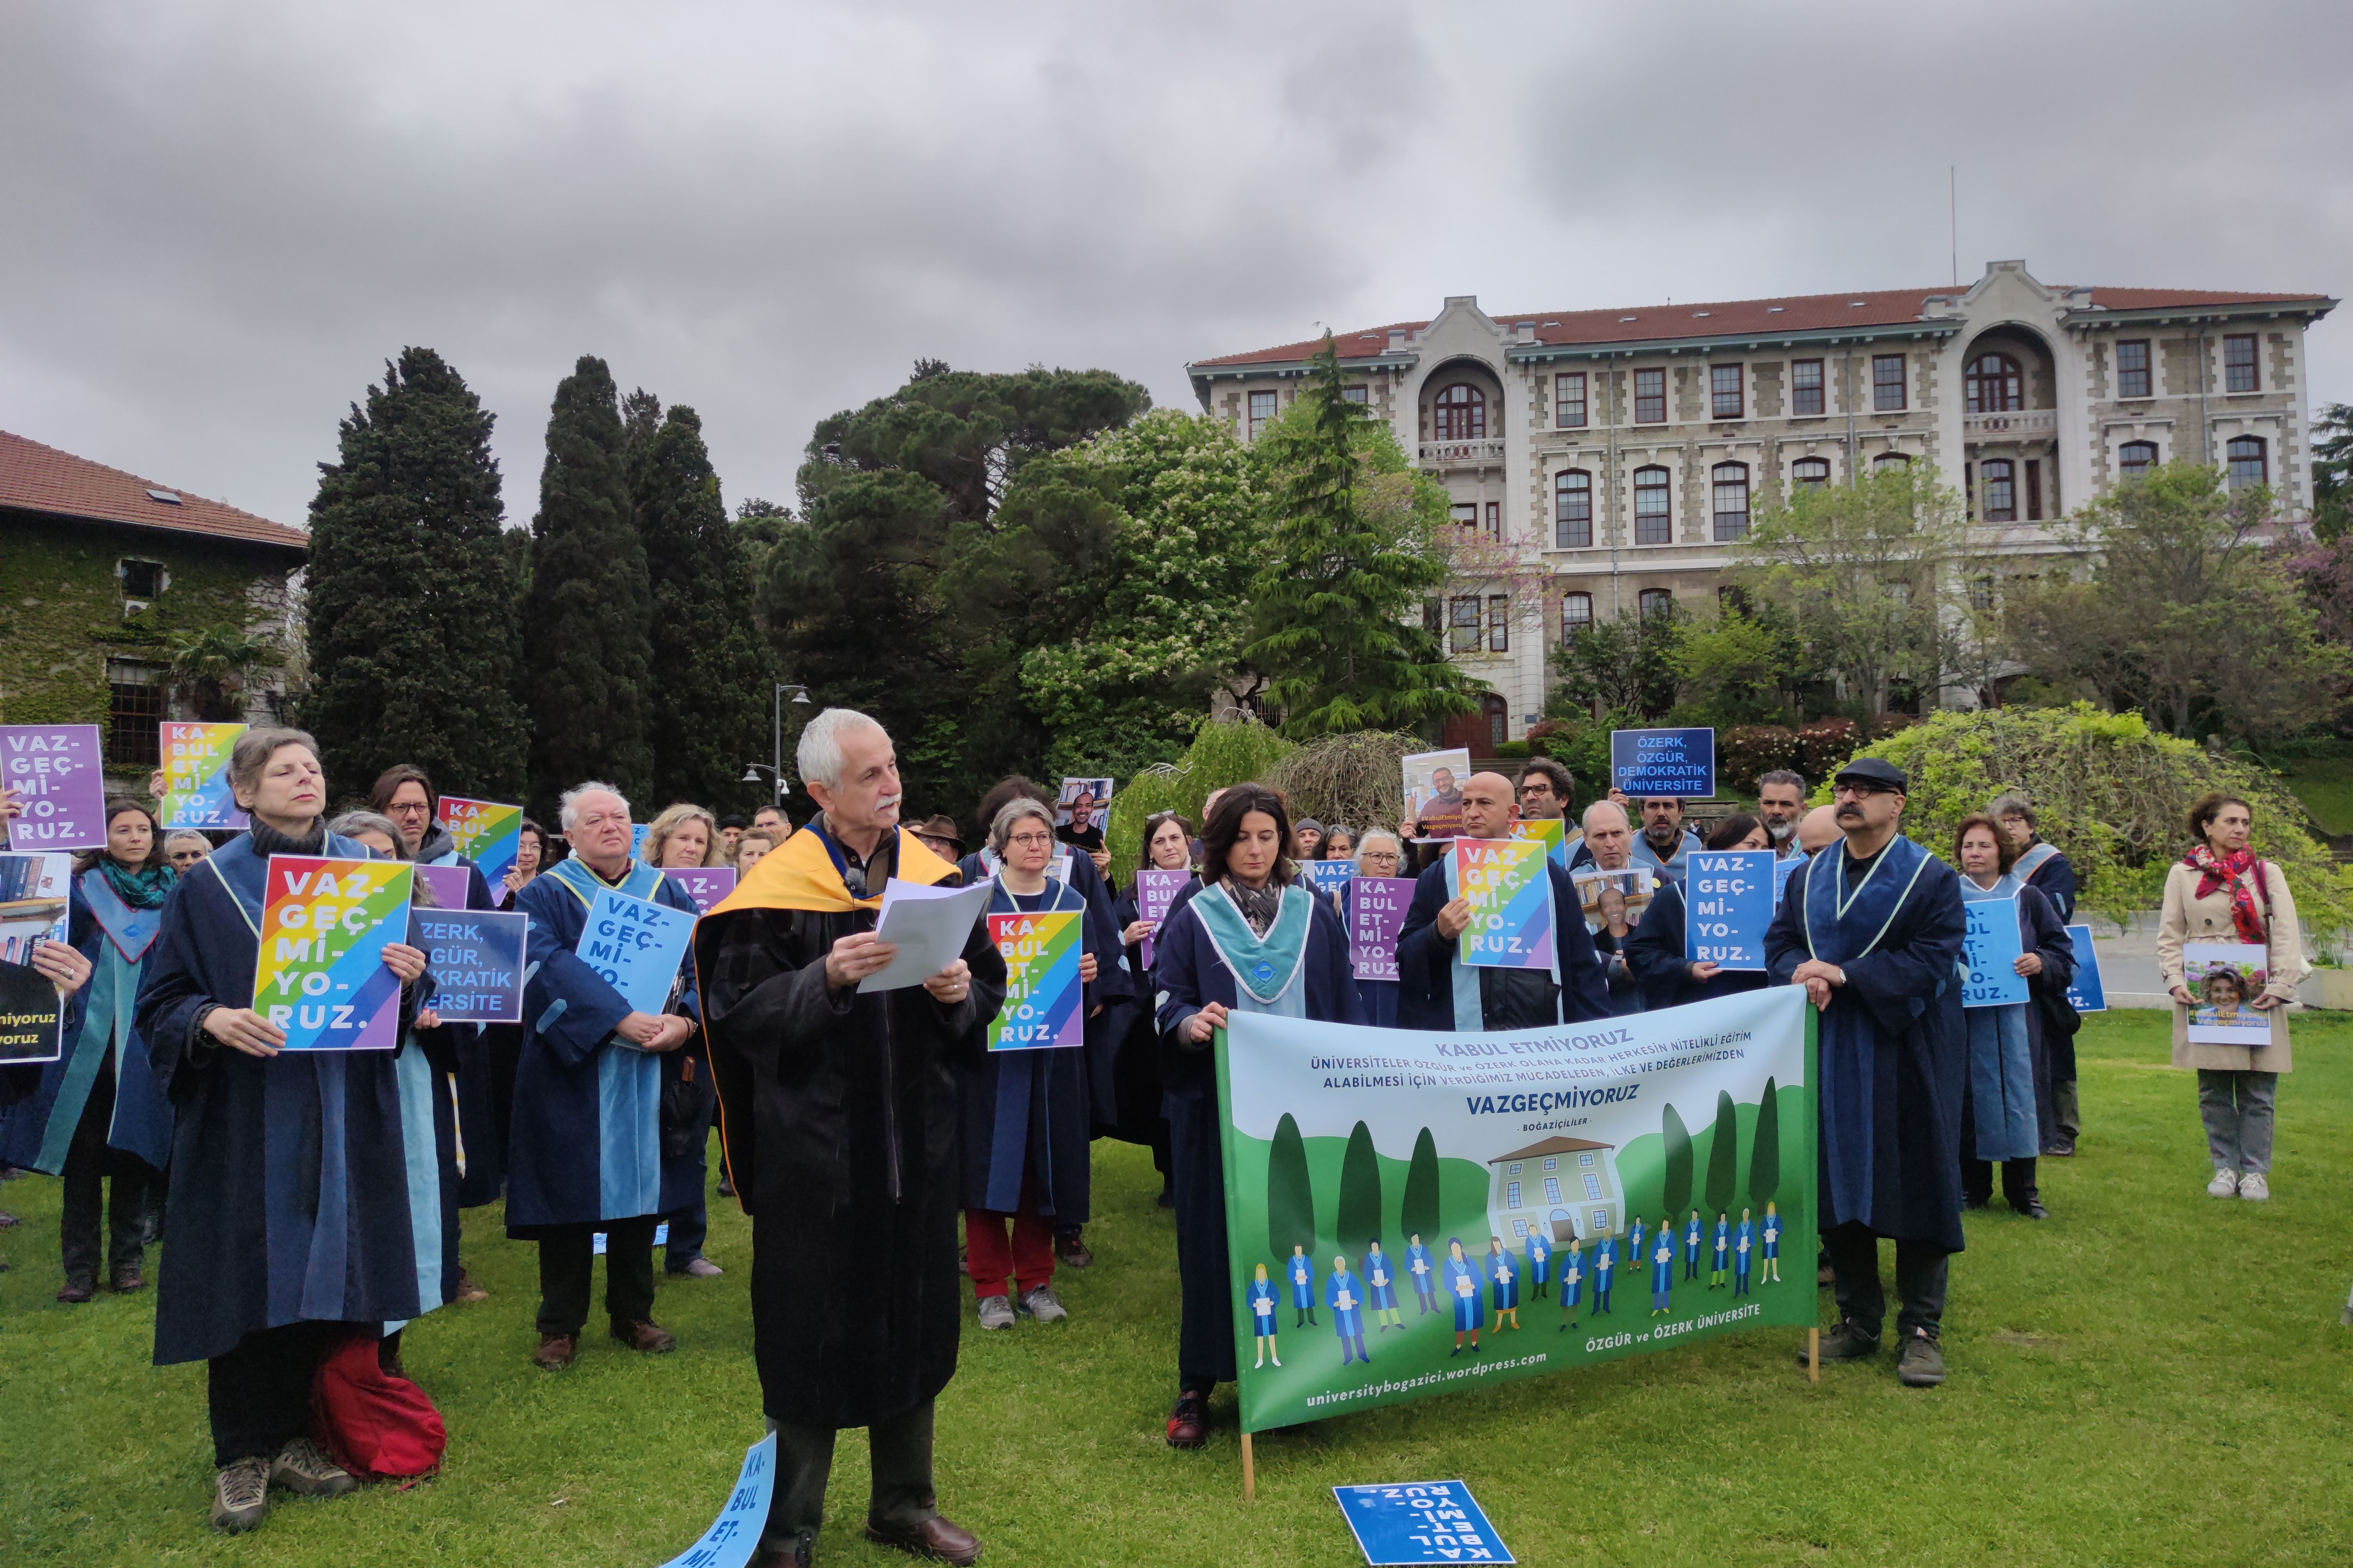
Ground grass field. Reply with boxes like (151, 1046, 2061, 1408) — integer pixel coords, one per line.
(5, 1011, 2351, 1566)
(2283, 760, 2353, 839)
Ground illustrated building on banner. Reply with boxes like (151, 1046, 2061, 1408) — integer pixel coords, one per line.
(1487, 1136, 1620, 1246)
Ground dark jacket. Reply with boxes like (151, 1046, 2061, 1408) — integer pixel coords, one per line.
(1393, 859, 1612, 1030)
(1621, 880, 1772, 1012)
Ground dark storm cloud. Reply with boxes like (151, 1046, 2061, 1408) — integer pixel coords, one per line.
(1, 0, 2345, 529)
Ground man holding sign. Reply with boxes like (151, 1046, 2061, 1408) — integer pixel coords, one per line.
(1395, 772, 1609, 1032)
(509, 782, 701, 1371)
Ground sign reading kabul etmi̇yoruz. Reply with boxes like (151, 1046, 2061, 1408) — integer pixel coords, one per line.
(253, 856, 415, 1050)
(1609, 727, 1715, 799)
(0, 725, 108, 851)
(988, 909, 1083, 1051)
(1213, 986, 1815, 1434)
(162, 721, 249, 829)
(438, 797, 524, 890)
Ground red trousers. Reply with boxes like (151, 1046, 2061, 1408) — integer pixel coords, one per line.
(965, 1180, 1055, 1299)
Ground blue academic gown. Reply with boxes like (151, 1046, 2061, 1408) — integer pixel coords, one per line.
(1561, 1247, 1583, 1308)
(1627, 1216, 1646, 1276)
(1365, 1249, 1398, 1312)
(1683, 1213, 1702, 1278)
(1762, 1210, 1781, 1260)
(419, 849, 507, 1211)
(1288, 1250, 1314, 1311)
(962, 846, 1134, 1132)
(1960, 876, 2074, 1165)
(1733, 1217, 1754, 1290)
(1326, 1267, 1369, 1360)
(34, 873, 175, 1175)
(1651, 1237, 1674, 1307)
(1526, 1231, 1550, 1287)
(1248, 1276, 1278, 1338)
(1488, 1246, 1520, 1310)
(1407, 1241, 1438, 1309)
(1593, 1237, 1615, 1309)
(1712, 1218, 1730, 1274)
(1444, 1252, 1482, 1329)
(133, 831, 436, 1366)
(506, 857, 701, 1237)
(1766, 835, 1969, 1253)
(1622, 880, 1773, 1012)
(1394, 858, 1610, 1031)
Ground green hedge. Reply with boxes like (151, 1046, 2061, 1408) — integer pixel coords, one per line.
(1104, 718, 1295, 878)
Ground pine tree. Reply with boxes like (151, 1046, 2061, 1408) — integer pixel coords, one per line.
(521, 356, 654, 817)
(1265, 1113, 1317, 1259)
(1244, 336, 1482, 737)
(1661, 1103, 1694, 1218)
(1704, 1090, 1741, 1215)
(1336, 1121, 1384, 1249)
(1400, 1127, 1442, 1243)
(304, 348, 525, 798)
(1748, 1077, 1781, 1206)
(625, 396, 776, 814)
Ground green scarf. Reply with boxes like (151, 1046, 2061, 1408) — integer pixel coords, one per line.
(98, 855, 176, 910)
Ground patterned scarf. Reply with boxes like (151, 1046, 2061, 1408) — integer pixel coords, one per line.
(1221, 875, 1283, 937)
(97, 855, 176, 910)
(2184, 844, 2268, 946)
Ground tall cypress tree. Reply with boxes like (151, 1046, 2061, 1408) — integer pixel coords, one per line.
(522, 356, 654, 816)
(1703, 1089, 1741, 1215)
(1336, 1121, 1384, 1249)
(304, 348, 524, 798)
(1748, 1077, 1781, 1205)
(1661, 1103, 1694, 1219)
(1400, 1127, 1442, 1243)
(1265, 1113, 1317, 1259)
(625, 396, 776, 813)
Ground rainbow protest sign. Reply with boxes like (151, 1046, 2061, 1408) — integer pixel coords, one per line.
(251, 855, 415, 1051)
(438, 797, 523, 888)
(162, 722, 248, 829)
(1512, 817, 1570, 869)
(1453, 836, 1553, 970)
(986, 910, 1082, 1051)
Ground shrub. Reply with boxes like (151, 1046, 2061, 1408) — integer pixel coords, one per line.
(1104, 717, 1295, 873)
(1491, 740, 1531, 759)
(1796, 718, 1863, 781)
(1265, 730, 1421, 841)
(1721, 725, 1800, 793)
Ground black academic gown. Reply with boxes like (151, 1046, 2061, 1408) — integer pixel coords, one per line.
(1621, 880, 1772, 1012)
(417, 851, 505, 1210)
(1393, 859, 1612, 1030)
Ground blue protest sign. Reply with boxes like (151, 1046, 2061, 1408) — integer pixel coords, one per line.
(2065, 924, 2106, 1012)
(1960, 896, 2027, 1008)
(653, 1431, 776, 1568)
(1297, 859, 1354, 897)
(1610, 727, 1715, 798)
(1685, 849, 1775, 971)
(1773, 850, 1805, 905)
(1334, 1480, 1513, 1565)
(410, 908, 528, 1024)
(631, 823, 650, 858)
(577, 888, 696, 1015)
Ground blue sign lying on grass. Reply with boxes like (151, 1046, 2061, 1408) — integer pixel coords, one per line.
(1334, 1480, 1512, 1565)
(654, 1431, 776, 1568)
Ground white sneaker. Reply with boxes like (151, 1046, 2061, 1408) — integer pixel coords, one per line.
(2238, 1172, 2269, 1201)
(2206, 1168, 2239, 1198)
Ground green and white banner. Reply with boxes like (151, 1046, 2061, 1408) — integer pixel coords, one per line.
(1215, 987, 1816, 1433)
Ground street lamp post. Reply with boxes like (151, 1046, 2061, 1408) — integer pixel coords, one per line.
(740, 684, 810, 809)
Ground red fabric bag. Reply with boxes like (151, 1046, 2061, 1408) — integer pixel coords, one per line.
(312, 1331, 447, 1480)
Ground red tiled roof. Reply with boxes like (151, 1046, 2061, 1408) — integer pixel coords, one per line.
(1191, 284, 2331, 369)
(0, 429, 307, 552)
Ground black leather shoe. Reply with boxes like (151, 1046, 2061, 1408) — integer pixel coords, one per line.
(751, 1533, 814, 1567)
(2017, 1198, 2050, 1220)
(1166, 1392, 1209, 1449)
(1054, 1231, 1094, 1269)
(866, 1514, 982, 1564)
(1802, 1320, 1881, 1364)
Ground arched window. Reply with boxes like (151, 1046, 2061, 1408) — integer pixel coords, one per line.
(1561, 592, 1593, 635)
(1633, 465, 1671, 544)
(1981, 458, 2016, 521)
(2226, 436, 2267, 490)
(1873, 451, 1911, 470)
(1638, 588, 1673, 621)
(1484, 694, 1509, 748)
(1554, 469, 1592, 548)
(1965, 353, 2024, 413)
(1791, 456, 1831, 491)
(2118, 440, 2159, 480)
(1434, 383, 1485, 441)
(1710, 461, 1750, 541)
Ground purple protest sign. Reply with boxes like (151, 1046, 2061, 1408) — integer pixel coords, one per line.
(1, 725, 108, 852)
(663, 866, 736, 915)
(413, 863, 472, 911)
(1134, 868, 1192, 970)
(1348, 876, 1416, 982)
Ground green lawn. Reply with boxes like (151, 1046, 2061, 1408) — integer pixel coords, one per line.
(2283, 760, 2353, 839)
(6, 1012, 2352, 1566)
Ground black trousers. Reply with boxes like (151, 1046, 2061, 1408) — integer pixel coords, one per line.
(1959, 1088, 2042, 1210)
(536, 1217, 657, 1335)
(762, 1400, 937, 1547)
(59, 1057, 152, 1286)
(1823, 1222, 1949, 1342)
(1167, 1089, 1236, 1392)
(207, 1320, 354, 1466)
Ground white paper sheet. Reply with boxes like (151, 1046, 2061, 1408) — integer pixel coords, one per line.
(857, 876, 995, 992)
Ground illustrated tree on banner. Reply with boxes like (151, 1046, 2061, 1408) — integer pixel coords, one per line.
(1749, 1077, 1781, 1205)
(1661, 1103, 1694, 1219)
(1266, 1113, 1317, 1257)
(1337, 1121, 1384, 1248)
(1705, 1089, 1741, 1215)
(1401, 1128, 1441, 1242)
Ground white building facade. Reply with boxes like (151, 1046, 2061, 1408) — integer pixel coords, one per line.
(1188, 261, 2335, 747)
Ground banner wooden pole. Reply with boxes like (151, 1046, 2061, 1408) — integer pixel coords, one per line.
(1241, 1432, 1256, 1502)
(1808, 1326, 1820, 1384)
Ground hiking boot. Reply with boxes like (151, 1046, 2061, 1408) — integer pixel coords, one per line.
(56, 1278, 95, 1304)
(110, 1265, 146, 1293)
(975, 1294, 1015, 1331)
(1166, 1392, 1209, 1449)
(751, 1532, 815, 1567)
(2207, 1168, 2239, 1198)
(1802, 1320, 1881, 1365)
(1054, 1231, 1094, 1269)
(270, 1437, 359, 1498)
(211, 1457, 271, 1532)
(610, 1317, 677, 1353)
(2238, 1172, 2270, 1201)
(533, 1332, 578, 1370)
(1896, 1329, 1946, 1387)
(1017, 1285, 1068, 1323)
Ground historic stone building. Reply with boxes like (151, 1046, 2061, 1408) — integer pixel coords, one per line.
(1188, 260, 2335, 746)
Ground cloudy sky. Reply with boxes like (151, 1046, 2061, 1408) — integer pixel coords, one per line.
(5, 0, 2349, 529)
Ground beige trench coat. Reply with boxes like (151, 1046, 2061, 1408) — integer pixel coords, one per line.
(2156, 859, 2303, 1072)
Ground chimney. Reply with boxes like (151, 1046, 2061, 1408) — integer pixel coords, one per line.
(1388, 328, 1408, 352)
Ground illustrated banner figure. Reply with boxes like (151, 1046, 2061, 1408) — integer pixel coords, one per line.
(1214, 987, 1816, 1434)
(1452, 838, 1552, 970)
(0, 725, 108, 851)
(161, 721, 248, 829)
(987, 909, 1082, 1051)
(252, 856, 415, 1051)
(438, 797, 523, 889)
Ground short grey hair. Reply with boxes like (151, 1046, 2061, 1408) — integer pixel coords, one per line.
(559, 781, 630, 833)
(797, 707, 887, 791)
(1354, 829, 1401, 864)
(325, 810, 407, 857)
(1757, 769, 1807, 795)
(1988, 793, 2038, 828)
(988, 796, 1056, 857)
(1582, 799, 1630, 834)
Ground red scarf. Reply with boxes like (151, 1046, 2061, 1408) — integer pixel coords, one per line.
(2183, 844, 2269, 947)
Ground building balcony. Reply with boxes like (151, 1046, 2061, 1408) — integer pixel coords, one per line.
(1963, 409, 2057, 440)
(1418, 438, 1508, 468)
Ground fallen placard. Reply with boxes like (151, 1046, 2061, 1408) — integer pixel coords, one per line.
(1334, 1480, 1512, 1565)
(651, 1430, 776, 1568)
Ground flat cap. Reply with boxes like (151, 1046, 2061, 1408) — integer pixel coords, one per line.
(1832, 757, 1908, 791)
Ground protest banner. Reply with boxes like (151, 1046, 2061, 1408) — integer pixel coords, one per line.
(252, 855, 415, 1051)
(652, 1431, 776, 1568)
(1452, 838, 1552, 970)
(2182, 940, 2271, 1045)
(413, 863, 471, 911)
(1402, 748, 1472, 841)
(1609, 728, 1715, 799)
(0, 851, 74, 1065)
(1570, 867, 1654, 938)
(2065, 925, 2106, 1012)
(1056, 777, 1113, 834)
(577, 888, 696, 1015)
(1298, 859, 1355, 898)
(161, 721, 248, 829)
(1511, 818, 1569, 870)
(1335, 1482, 1512, 1566)
(987, 909, 1082, 1051)
(0, 725, 108, 851)
(1685, 850, 1775, 971)
(1134, 867, 1192, 969)
(664, 866, 737, 915)
(410, 907, 527, 1024)
(1212, 987, 1816, 1442)
(438, 797, 523, 889)
(1958, 897, 2027, 1008)
(1349, 877, 1415, 983)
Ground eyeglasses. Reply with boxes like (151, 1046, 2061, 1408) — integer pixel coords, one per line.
(387, 800, 430, 816)
(1831, 782, 1892, 800)
(1006, 832, 1056, 849)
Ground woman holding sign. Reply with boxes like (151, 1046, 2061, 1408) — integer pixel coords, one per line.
(645, 802, 725, 1280)
(1153, 787, 1361, 1449)
(1623, 814, 1776, 1012)
(133, 729, 434, 1534)
(1110, 812, 1196, 1207)
(1953, 816, 2073, 1221)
